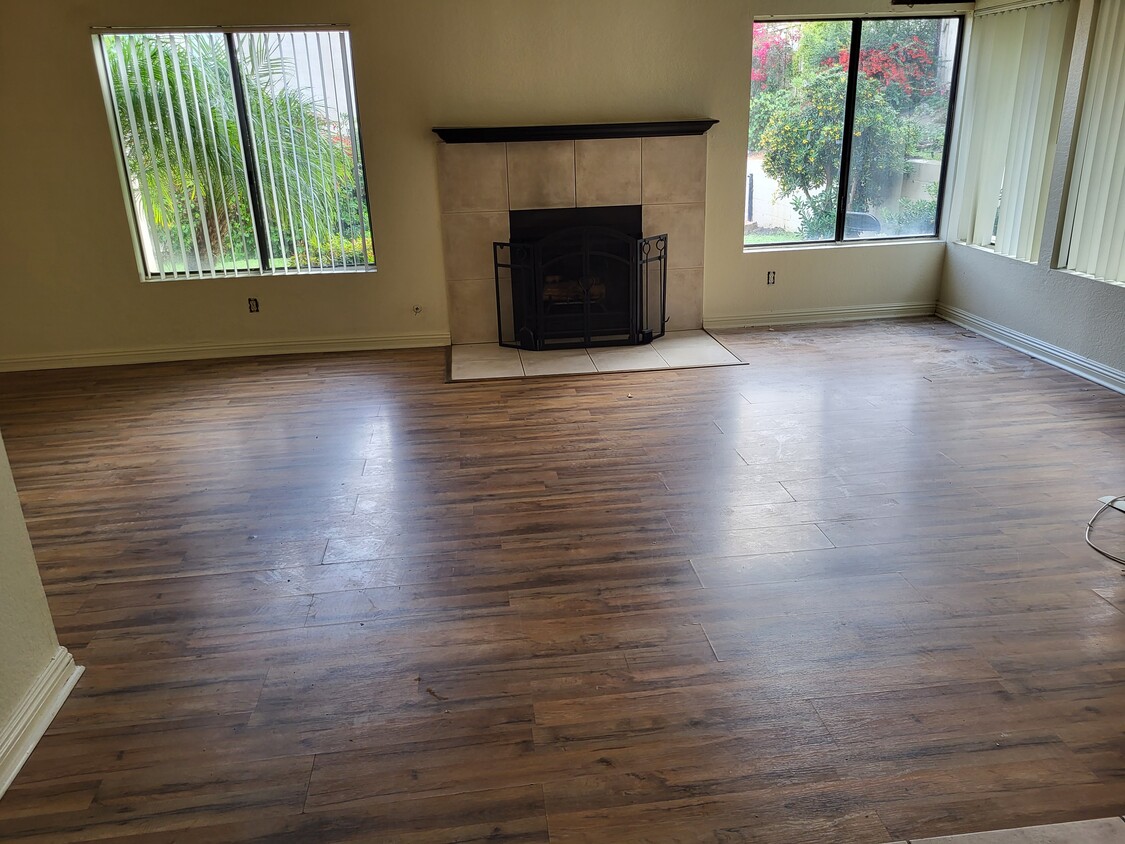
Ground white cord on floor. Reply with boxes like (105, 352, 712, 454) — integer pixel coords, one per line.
(1086, 495, 1125, 565)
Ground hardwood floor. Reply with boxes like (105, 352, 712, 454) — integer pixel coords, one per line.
(0, 317, 1123, 843)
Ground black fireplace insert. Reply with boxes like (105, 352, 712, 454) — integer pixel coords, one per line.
(493, 206, 667, 351)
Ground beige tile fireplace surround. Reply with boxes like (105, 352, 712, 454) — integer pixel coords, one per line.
(437, 133, 708, 345)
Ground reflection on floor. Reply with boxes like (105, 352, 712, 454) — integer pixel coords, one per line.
(449, 329, 744, 381)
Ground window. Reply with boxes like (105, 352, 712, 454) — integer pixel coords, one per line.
(746, 17, 962, 247)
(1061, 0, 1125, 284)
(96, 30, 374, 280)
(949, 1, 1071, 263)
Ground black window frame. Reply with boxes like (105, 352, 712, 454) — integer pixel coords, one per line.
(746, 15, 966, 249)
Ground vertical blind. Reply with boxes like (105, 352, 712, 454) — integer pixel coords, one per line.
(1061, 0, 1125, 283)
(949, 1, 1070, 261)
(99, 30, 373, 279)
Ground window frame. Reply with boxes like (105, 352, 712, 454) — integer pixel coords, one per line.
(745, 15, 966, 250)
(94, 26, 377, 281)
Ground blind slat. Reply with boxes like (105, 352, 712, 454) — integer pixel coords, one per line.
(339, 32, 369, 268)
(271, 34, 301, 272)
(140, 38, 193, 276)
(108, 37, 166, 279)
(291, 33, 325, 269)
(157, 34, 207, 275)
(176, 34, 224, 274)
(322, 33, 351, 267)
(997, 11, 1044, 255)
(275, 32, 311, 270)
(203, 35, 258, 272)
(309, 32, 339, 269)
(242, 33, 289, 272)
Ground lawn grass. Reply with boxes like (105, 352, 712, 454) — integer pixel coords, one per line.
(744, 231, 803, 246)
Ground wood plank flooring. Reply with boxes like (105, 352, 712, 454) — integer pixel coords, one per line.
(0, 317, 1124, 842)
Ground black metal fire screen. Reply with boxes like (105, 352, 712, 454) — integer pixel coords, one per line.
(494, 227, 667, 351)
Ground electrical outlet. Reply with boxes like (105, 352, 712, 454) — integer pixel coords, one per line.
(248, 298, 259, 313)
(766, 271, 776, 285)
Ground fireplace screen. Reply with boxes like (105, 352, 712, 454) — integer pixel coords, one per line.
(494, 223, 667, 351)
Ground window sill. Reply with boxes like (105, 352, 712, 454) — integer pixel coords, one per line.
(949, 243, 1125, 288)
(743, 236, 941, 255)
(140, 266, 378, 283)
(1052, 267, 1125, 290)
(950, 241, 1038, 266)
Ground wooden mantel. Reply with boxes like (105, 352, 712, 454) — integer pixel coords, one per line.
(432, 119, 719, 145)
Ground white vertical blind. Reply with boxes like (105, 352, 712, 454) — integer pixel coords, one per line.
(102, 33, 259, 278)
(176, 34, 239, 276)
(234, 31, 372, 273)
(950, 1, 1071, 261)
(99, 30, 374, 279)
(1061, 0, 1125, 283)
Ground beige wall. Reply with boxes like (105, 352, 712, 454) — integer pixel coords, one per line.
(0, 431, 60, 722)
(706, 240, 947, 326)
(0, 0, 972, 369)
(942, 246, 1125, 374)
(939, 0, 1125, 378)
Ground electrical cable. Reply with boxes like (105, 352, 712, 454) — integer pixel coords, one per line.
(1085, 495, 1125, 565)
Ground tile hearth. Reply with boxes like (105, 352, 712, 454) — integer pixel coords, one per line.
(449, 329, 744, 382)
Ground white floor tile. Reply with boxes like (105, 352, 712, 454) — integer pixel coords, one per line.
(450, 345, 524, 380)
(519, 349, 597, 376)
(454, 343, 521, 362)
(652, 331, 743, 367)
(587, 344, 669, 372)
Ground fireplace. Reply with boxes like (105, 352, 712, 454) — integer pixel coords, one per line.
(433, 122, 716, 345)
(493, 206, 667, 351)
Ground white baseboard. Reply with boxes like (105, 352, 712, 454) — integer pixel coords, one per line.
(0, 647, 83, 798)
(0, 333, 452, 372)
(938, 303, 1125, 395)
(704, 302, 935, 330)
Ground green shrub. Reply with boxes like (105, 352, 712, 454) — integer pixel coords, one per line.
(287, 233, 374, 269)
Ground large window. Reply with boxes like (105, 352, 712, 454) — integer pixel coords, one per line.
(745, 17, 961, 247)
(97, 30, 374, 280)
(1061, 0, 1125, 284)
(949, 1, 1071, 263)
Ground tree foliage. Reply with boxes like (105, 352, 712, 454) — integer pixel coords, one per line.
(750, 23, 799, 97)
(758, 70, 913, 239)
(792, 21, 850, 74)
